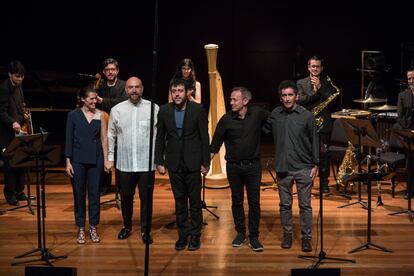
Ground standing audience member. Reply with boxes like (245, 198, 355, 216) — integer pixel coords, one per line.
(210, 86, 269, 252)
(264, 80, 319, 252)
(155, 78, 210, 251)
(0, 60, 28, 206)
(65, 86, 109, 244)
(108, 77, 158, 244)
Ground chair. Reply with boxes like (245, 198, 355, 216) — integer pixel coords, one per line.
(371, 131, 406, 197)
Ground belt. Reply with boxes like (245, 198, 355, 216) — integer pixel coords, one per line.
(228, 159, 259, 166)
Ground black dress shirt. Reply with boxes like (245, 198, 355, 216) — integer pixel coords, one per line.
(263, 105, 319, 172)
(210, 105, 269, 162)
(97, 79, 127, 113)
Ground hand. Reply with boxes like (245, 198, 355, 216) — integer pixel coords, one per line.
(23, 113, 30, 120)
(97, 96, 103, 104)
(200, 165, 209, 175)
(66, 162, 74, 178)
(310, 166, 318, 181)
(104, 160, 113, 173)
(12, 122, 21, 133)
(310, 76, 321, 92)
(156, 165, 166, 175)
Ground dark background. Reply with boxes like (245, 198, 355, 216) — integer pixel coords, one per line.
(1, 1, 413, 118)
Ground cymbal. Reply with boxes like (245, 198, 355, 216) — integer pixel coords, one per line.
(368, 104, 398, 111)
(353, 97, 386, 103)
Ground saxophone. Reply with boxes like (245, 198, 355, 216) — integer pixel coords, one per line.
(311, 75, 340, 128)
(336, 141, 357, 186)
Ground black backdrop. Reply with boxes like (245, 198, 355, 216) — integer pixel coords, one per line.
(1, 0, 413, 111)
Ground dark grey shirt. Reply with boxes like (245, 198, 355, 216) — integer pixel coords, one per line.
(263, 105, 319, 172)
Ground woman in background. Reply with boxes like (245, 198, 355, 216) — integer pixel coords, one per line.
(65, 86, 109, 244)
(168, 58, 201, 103)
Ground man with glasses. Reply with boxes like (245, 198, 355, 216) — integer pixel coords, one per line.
(297, 56, 337, 194)
(97, 58, 127, 195)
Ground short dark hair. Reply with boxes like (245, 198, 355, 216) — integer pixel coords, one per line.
(169, 78, 188, 91)
(278, 80, 298, 95)
(8, 60, 25, 75)
(102, 58, 119, 69)
(232, 86, 252, 101)
(307, 55, 324, 66)
(407, 67, 414, 73)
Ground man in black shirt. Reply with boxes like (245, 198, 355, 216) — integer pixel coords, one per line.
(0, 60, 28, 205)
(264, 80, 319, 252)
(210, 86, 269, 252)
(97, 58, 127, 195)
(395, 68, 414, 199)
(297, 56, 336, 193)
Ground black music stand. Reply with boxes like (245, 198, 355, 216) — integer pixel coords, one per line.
(202, 174, 219, 220)
(388, 128, 414, 222)
(6, 133, 67, 266)
(337, 119, 381, 209)
(348, 172, 393, 253)
(299, 168, 355, 268)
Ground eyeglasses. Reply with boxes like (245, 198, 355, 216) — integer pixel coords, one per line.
(104, 67, 117, 72)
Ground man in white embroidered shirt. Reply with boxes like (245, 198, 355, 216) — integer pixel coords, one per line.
(107, 76, 159, 244)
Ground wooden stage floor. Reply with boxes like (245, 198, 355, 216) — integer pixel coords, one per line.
(0, 169, 414, 276)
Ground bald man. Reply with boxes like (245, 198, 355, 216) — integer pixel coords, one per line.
(108, 77, 159, 243)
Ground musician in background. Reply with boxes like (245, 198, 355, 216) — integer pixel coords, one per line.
(97, 57, 127, 196)
(395, 68, 414, 199)
(263, 80, 319, 252)
(168, 58, 201, 104)
(0, 60, 28, 206)
(297, 56, 336, 193)
(210, 86, 268, 252)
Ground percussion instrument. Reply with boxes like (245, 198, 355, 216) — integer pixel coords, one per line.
(368, 104, 397, 111)
(353, 97, 386, 104)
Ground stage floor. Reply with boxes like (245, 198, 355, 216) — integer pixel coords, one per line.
(1, 169, 414, 276)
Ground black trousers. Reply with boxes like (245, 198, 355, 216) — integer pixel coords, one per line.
(319, 132, 331, 187)
(169, 169, 202, 238)
(118, 170, 154, 233)
(1, 150, 25, 199)
(226, 160, 261, 238)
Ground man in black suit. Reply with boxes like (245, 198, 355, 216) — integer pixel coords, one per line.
(396, 68, 414, 199)
(155, 78, 210, 251)
(0, 60, 28, 205)
(297, 56, 337, 193)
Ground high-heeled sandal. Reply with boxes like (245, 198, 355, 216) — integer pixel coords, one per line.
(89, 225, 100, 243)
(77, 227, 86, 244)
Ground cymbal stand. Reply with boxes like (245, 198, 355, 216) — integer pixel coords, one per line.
(6, 169, 35, 215)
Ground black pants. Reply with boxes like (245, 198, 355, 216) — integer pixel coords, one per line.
(1, 150, 25, 199)
(118, 170, 154, 233)
(169, 169, 202, 238)
(226, 160, 261, 238)
(319, 132, 331, 187)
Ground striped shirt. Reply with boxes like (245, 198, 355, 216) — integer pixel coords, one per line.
(108, 99, 159, 172)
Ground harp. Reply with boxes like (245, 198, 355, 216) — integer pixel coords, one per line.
(204, 44, 227, 183)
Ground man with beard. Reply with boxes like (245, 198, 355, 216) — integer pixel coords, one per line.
(155, 78, 210, 251)
(107, 76, 159, 244)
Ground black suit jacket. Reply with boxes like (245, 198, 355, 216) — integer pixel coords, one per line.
(155, 101, 210, 172)
(0, 79, 25, 147)
(396, 89, 413, 130)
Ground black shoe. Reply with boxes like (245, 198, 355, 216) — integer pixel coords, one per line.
(281, 233, 292, 249)
(232, 232, 246, 247)
(5, 195, 19, 206)
(16, 192, 28, 201)
(188, 235, 201, 251)
(175, 235, 188, 250)
(141, 232, 153, 244)
(301, 238, 312, 252)
(117, 228, 131, 240)
(249, 236, 264, 252)
(404, 192, 414, 200)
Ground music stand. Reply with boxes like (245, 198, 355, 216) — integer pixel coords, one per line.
(388, 128, 414, 222)
(202, 174, 219, 220)
(337, 119, 381, 209)
(5, 133, 67, 266)
(348, 172, 393, 253)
